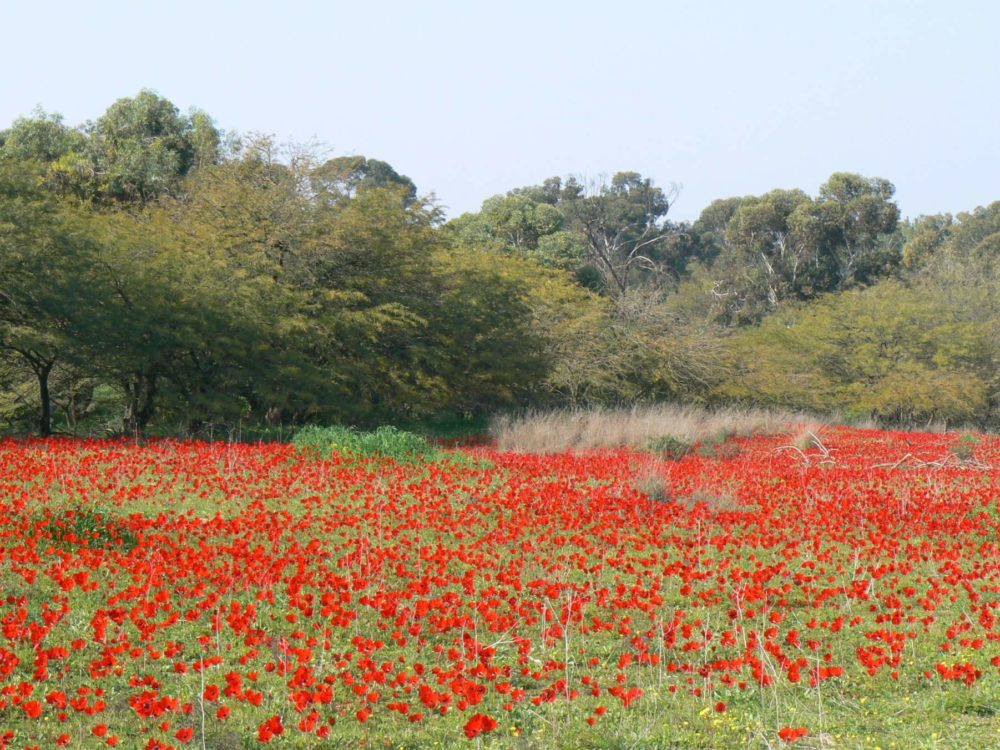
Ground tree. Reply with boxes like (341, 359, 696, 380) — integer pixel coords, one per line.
(62, 202, 304, 434)
(707, 174, 901, 325)
(0, 160, 94, 434)
(687, 196, 746, 267)
(806, 172, 901, 289)
(474, 193, 564, 253)
(900, 214, 953, 270)
(449, 172, 685, 296)
(447, 191, 570, 261)
(917, 202, 1000, 283)
(709, 189, 815, 323)
(562, 172, 682, 296)
(89, 89, 219, 204)
(908, 203, 1000, 323)
(722, 281, 992, 424)
(0, 160, 133, 435)
(418, 248, 556, 414)
(171, 139, 456, 425)
(0, 109, 86, 163)
(310, 155, 417, 205)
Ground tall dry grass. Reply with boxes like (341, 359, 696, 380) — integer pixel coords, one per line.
(491, 404, 836, 453)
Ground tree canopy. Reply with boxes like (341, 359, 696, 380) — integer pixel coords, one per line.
(1, 91, 998, 435)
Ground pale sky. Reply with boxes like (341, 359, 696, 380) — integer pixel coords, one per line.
(3, 0, 997, 222)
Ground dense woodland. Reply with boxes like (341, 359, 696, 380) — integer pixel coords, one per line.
(1, 90, 998, 436)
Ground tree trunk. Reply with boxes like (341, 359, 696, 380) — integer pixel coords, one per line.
(123, 370, 157, 435)
(11, 349, 56, 437)
(37, 361, 53, 437)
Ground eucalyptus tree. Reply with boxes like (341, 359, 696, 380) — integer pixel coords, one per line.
(707, 173, 901, 325)
(89, 89, 220, 204)
(310, 155, 417, 205)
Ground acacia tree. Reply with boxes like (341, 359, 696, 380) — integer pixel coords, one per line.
(724, 281, 992, 423)
(0, 160, 101, 434)
(911, 203, 1000, 412)
(170, 139, 448, 424)
(61, 202, 297, 434)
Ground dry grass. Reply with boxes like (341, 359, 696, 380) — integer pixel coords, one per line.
(791, 423, 829, 452)
(629, 455, 744, 511)
(492, 404, 829, 453)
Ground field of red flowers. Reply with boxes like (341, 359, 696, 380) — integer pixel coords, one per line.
(0, 427, 997, 749)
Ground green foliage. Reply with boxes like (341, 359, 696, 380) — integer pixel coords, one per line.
(37, 508, 139, 552)
(448, 172, 688, 297)
(0, 108, 86, 163)
(0, 359, 35, 430)
(645, 434, 692, 458)
(705, 174, 901, 325)
(724, 281, 993, 424)
(951, 432, 981, 461)
(292, 425, 494, 469)
(470, 192, 564, 252)
(901, 213, 953, 270)
(814, 172, 901, 286)
(0, 158, 100, 434)
(310, 154, 417, 205)
(292, 425, 437, 462)
(90, 89, 219, 203)
(533, 285, 728, 408)
(423, 247, 554, 415)
(2, 92, 999, 437)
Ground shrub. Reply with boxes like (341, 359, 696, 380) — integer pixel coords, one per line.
(293, 425, 435, 462)
(292, 425, 493, 468)
(646, 434, 692, 458)
(951, 432, 981, 462)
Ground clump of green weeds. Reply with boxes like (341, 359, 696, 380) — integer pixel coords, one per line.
(37, 508, 140, 552)
(292, 424, 492, 468)
(646, 434, 692, 458)
(294, 425, 435, 461)
(951, 432, 981, 462)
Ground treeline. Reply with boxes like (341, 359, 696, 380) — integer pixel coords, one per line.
(1, 90, 998, 436)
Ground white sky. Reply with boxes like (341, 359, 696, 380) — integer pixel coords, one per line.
(2, 0, 998, 222)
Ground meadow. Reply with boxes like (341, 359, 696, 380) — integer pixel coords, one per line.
(0, 426, 997, 749)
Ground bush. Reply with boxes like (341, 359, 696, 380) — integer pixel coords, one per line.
(724, 282, 994, 425)
(646, 434, 692, 458)
(293, 425, 435, 462)
(951, 432, 981, 462)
